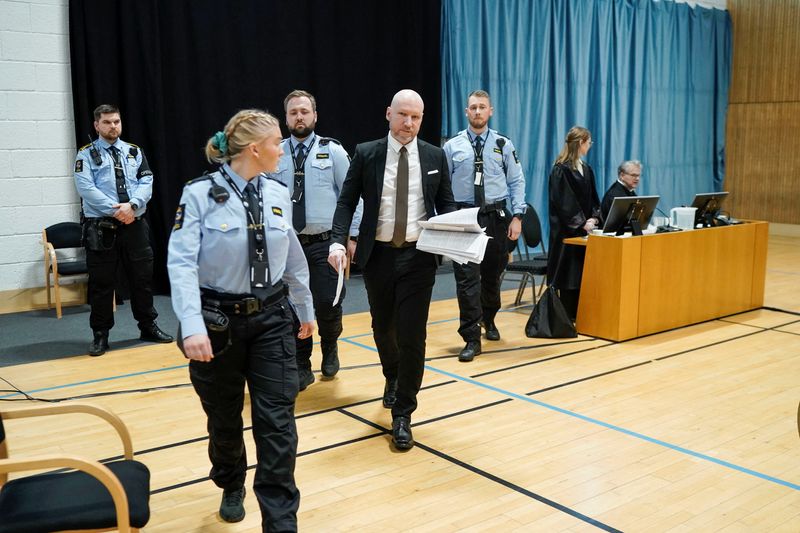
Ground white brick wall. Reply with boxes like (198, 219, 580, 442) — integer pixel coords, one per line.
(0, 0, 77, 292)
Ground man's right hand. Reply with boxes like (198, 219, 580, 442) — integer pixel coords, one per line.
(182, 334, 214, 362)
(328, 249, 347, 272)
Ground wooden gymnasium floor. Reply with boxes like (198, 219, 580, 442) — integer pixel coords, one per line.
(2, 235, 799, 532)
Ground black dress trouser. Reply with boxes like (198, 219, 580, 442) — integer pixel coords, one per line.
(85, 218, 157, 332)
(453, 210, 510, 342)
(363, 244, 437, 419)
(294, 238, 343, 369)
(188, 299, 300, 533)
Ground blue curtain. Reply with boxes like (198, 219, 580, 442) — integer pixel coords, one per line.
(441, 0, 731, 232)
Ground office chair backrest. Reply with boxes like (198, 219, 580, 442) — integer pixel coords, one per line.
(45, 222, 83, 249)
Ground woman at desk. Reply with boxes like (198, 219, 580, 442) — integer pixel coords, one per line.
(547, 126, 602, 319)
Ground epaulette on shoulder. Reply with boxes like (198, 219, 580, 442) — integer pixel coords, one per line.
(494, 131, 509, 140)
(128, 142, 140, 148)
(79, 142, 93, 151)
(265, 175, 288, 188)
(185, 175, 214, 187)
(318, 137, 342, 146)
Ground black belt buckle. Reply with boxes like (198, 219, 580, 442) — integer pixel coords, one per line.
(240, 297, 261, 315)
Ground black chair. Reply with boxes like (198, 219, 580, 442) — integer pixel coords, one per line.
(0, 403, 150, 533)
(43, 222, 88, 318)
(503, 204, 548, 305)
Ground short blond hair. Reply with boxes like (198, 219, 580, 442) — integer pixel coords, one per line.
(205, 109, 279, 164)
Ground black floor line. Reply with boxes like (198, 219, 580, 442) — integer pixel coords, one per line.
(337, 409, 622, 533)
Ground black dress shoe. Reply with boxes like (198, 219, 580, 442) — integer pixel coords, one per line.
(483, 321, 500, 341)
(382, 379, 398, 408)
(320, 341, 340, 378)
(458, 340, 481, 362)
(298, 366, 315, 391)
(88, 331, 109, 356)
(139, 324, 174, 343)
(391, 416, 414, 450)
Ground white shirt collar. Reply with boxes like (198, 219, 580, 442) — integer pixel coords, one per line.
(387, 133, 418, 156)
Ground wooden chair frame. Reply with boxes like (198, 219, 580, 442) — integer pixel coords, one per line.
(0, 403, 140, 533)
(42, 225, 88, 319)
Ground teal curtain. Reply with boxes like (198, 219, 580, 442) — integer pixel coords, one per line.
(441, 0, 731, 229)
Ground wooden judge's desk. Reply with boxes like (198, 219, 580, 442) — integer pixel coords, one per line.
(566, 221, 768, 341)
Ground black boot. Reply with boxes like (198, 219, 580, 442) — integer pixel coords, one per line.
(320, 341, 340, 378)
(139, 323, 174, 343)
(458, 340, 481, 362)
(88, 331, 109, 357)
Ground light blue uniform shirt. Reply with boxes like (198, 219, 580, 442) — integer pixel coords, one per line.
(74, 138, 153, 218)
(267, 133, 362, 235)
(168, 164, 314, 339)
(443, 128, 526, 214)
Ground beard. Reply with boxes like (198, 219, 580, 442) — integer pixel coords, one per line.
(468, 117, 488, 130)
(289, 123, 315, 139)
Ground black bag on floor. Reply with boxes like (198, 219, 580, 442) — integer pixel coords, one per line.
(525, 286, 577, 338)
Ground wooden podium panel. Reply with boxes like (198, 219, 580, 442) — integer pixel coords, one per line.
(573, 221, 768, 341)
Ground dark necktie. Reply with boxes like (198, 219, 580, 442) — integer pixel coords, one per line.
(292, 144, 306, 232)
(244, 182, 261, 223)
(108, 147, 130, 203)
(391, 146, 409, 247)
(473, 136, 485, 207)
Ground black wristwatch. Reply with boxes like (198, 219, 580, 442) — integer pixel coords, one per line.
(349, 236, 358, 243)
(129, 201, 139, 211)
(512, 213, 523, 220)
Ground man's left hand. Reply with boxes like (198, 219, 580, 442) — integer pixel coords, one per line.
(112, 203, 136, 224)
(298, 321, 315, 339)
(508, 217, 522, 240)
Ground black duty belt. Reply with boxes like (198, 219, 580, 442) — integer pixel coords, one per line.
(85, 216, 141, 224)
(201, 282, 286, 316)
(297, 231, 331, 246)
(457, 199, 506, 214)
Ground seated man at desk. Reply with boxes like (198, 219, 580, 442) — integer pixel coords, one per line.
(601, 160, 641, 221)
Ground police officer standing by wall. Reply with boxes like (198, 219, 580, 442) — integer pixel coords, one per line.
(443, 90, 526, 363)
(168, 109, 314, 531)
(267, 90, 361, 391)
(73, 104, 173, 356)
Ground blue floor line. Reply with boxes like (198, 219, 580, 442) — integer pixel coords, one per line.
(0, 364, 189, 398)
(425, 364, 800, 492)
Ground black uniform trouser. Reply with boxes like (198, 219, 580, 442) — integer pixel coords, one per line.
(453, 210, 511, 342)
(189, 299, 299, 533)
(363, 244, 437, 419)
(294, 239, 343, 369)
(85, 218, 157, 333)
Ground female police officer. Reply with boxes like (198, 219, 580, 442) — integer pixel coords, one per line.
(168, 109, 314, 531)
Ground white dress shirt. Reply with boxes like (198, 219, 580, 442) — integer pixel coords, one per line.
(376, 133, 426, 242)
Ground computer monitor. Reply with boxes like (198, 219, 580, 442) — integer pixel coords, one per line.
(601, 195, 660, 236)
(690, 192, 729, 227)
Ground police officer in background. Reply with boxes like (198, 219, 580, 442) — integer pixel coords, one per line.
(443, 90, 526, 363)
(168, 109, 314, 531)
(267, 90, 361, 391)
(74, 104, 173, 356)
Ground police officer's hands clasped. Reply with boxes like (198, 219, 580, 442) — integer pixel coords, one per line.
(183, 333, 214, 362)
(508, 217, 522, 240)
(112, 202, 136, 224)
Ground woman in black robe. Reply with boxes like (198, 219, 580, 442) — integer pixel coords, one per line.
(547, 126, 602, 319)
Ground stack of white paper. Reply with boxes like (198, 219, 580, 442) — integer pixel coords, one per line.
(416, 207, 490, 264)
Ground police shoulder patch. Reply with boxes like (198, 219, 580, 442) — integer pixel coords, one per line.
(271, 206, 283, 216)
(75, 159, 83, 173)
(512, 150, 520, 164)
(173, 204, 186, 230)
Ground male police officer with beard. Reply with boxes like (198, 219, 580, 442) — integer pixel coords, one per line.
(443, 90, 526, 363)
(74, 104, 173, 356)
(267, 90, 361, 390)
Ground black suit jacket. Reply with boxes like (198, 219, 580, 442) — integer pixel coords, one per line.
(331, 136, 457, 266)
(600, 180, 637, 222)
